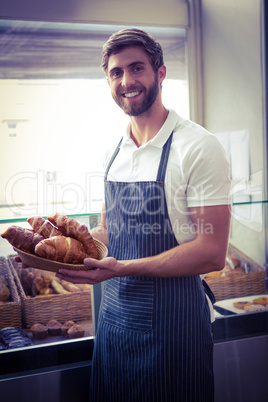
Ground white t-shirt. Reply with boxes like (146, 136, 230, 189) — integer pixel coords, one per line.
(104, 109, 231, 245)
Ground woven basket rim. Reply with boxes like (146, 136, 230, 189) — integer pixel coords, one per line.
(13, 238, 108, 273)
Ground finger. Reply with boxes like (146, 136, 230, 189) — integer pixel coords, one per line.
(57, 269, 85, 278)
(56, 269, 97, 285)
(83, 257, 101, 268)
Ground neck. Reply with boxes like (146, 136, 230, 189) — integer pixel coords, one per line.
(129, 104, 169, 147)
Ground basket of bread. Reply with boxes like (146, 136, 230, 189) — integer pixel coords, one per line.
(204, 244, 267, 302)
(1, 212, 108, 272)
(1, 213, 108, 328)
(0, 257, 22, 329)
(8, 257, 93, 328)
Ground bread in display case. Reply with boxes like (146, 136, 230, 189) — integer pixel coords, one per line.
(0, 257, 22, 330)
(8, 255, 93, 329)
(204, 244, 267, 302)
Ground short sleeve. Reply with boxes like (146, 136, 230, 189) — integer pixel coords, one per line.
(185, 135, 231, 207)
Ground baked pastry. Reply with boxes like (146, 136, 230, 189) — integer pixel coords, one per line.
(1, 226, 44, 253)
(226, 266, 245, 275)
(226, 254, 240, 268)
(61, 321, 75, 337)
(35, 236, 89, 264)
(233, 301, 251, 310)
(31, 323, 48, 340)
(47, 319, 62, 336)
(244, 304, 266, 312)
(51, 278, 69, 294)
(203, 270, 221, 279)
(0, 274, 8, 286)
(0, 283, 10, 302)
(60, 280, 81, 293)
(67, 324, 85, 339)
(39, 287, 54, 295)
(48, 213, 98, 259)
(27, 216, 62, 238)
(253, 297, 268, 306)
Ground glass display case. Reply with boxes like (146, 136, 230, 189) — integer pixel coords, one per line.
(0, 214, 101, 380)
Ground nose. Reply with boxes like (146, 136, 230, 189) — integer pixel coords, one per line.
(121, 71, 135, 87)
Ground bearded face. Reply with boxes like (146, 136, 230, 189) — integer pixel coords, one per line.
(111, 71, 160, 116)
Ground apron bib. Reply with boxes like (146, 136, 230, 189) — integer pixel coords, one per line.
(89, 133, 214, 402)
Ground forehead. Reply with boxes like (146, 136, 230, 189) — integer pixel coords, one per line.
(107, 46, 151, 71)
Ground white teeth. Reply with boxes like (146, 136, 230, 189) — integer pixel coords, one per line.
(124, 91, 140, 98)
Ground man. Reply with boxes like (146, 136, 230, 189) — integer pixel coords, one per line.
(57, 28, 231, 402)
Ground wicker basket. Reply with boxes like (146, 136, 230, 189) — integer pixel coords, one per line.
(8, 256, 92, 328)
(0, 257, 22, 329)
(205, 244, 267, 302)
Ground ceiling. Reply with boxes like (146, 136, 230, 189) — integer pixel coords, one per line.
(0, 20, 187, 80)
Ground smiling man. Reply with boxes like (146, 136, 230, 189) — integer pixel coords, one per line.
(57, 28, 231, 402)
(107, 47, 162, 118)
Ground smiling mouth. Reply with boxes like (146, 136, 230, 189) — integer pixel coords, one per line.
(122, 91, 142, 98)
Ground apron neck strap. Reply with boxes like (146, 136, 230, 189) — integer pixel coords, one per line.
(104, 137, 123, 180)
(156, 131, 174, 182)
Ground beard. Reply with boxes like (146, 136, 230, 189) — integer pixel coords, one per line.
(112, 73, 160, 116)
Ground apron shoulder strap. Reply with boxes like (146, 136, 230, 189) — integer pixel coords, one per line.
(104, 137, 123, 180)
(156, 131, 174, 182)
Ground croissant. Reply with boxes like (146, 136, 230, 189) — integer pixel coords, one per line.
(27, 216, 62, 238)
(35, 235, 90, 264)
(47, 213, 98, 259)
(1, 226, 44, 253)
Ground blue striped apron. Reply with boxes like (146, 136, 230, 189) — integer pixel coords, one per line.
(89, 133, 214, 402)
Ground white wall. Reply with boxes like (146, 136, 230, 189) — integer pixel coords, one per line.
(201, 0, 267, 265)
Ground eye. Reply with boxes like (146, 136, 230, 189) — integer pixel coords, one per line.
(132, 65, 143, 73)
(110, 69, 122, 79)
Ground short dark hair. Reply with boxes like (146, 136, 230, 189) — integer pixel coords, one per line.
(101, 28, 164, 74)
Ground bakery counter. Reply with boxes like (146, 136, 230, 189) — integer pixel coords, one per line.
(213, 310, 268, 343)
(0, 333, 94, 378)
(1, 303, 267, 377)
(0, 311, 267, 402)
(0, 319, 94, 378)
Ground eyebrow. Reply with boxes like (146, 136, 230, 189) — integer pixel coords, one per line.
(108, 61, 146, 75)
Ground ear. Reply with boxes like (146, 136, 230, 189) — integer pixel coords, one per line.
(158, 65, 166, 83)
(106, 76, 111, 87)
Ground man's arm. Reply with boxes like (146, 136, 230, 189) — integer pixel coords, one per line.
(56, 204, 231, 284)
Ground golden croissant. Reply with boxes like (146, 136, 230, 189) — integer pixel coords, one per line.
(27, 216, 62, 238)
(47, 213, 98, 259)
(1, 226, 44, 253)
(35, 236, 90, 264)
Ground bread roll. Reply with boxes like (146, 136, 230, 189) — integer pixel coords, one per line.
(0, 283, 10, 302)
(51, 279, 69, 294)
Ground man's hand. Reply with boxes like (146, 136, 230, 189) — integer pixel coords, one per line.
(55, 256, 118, 285)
